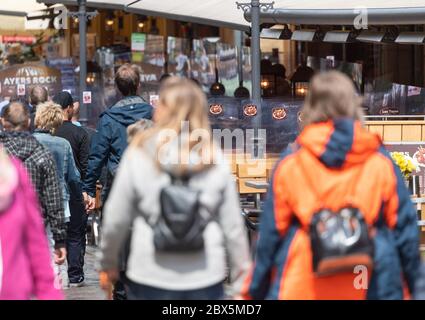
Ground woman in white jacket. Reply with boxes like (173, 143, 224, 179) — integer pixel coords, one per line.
(99, 77, 251, 300)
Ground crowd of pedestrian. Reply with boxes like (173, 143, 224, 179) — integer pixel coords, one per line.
(0, 65, 422, 300)
(0, 63, 153, 299)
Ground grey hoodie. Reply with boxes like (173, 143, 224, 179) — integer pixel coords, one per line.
(99, 137, 251, 295)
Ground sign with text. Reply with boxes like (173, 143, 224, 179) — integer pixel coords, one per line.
(0, 35, 35, 44)
(131, 33, 146, 52)
(0, 63, 61, 98)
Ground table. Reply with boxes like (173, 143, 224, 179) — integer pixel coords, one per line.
(244, 180, 270, 190)
(244, 180, 269, 208)
(412, 198, 425, 230)
(411, 198, 425, 204)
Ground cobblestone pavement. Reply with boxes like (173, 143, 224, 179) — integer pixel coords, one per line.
(65, 246, 106, 300)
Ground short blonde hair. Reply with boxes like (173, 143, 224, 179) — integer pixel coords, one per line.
(301, 71, 364, 128)
(35, 101, 63, 134)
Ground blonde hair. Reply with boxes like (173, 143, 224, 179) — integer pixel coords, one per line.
(300, 71, 364, 128)
(35, 101, 64, 134)
(132, 77, 214, 174)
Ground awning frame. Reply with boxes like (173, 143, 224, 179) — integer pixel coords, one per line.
(245, 7, 425, 26)
(0, 10, 28, 17)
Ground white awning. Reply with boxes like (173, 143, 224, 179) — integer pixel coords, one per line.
(39, 0, 254, 30)
(124, 0, 250, 31)
(38, 0, 425, 30)
(250, 0, 425, 25)
(0, 1, 50, 16)
(0, 2, 67, 31)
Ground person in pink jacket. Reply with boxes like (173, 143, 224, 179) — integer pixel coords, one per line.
(0, 148, 63, 300)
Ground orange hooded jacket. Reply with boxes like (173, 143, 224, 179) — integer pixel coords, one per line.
(242, 119, 420, 300)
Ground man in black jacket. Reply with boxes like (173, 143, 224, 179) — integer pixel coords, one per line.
(54, 92, 90, 178)
(54, 91, 89, 287)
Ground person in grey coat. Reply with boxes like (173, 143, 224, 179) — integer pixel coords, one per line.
(99, 77, 250, 300)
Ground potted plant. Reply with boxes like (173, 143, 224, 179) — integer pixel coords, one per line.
(390, 152, 419, 194)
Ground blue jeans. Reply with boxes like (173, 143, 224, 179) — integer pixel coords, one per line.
(125, 280, 224, 300)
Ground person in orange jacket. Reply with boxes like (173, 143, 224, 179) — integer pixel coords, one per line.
(242, 71, 420, 300)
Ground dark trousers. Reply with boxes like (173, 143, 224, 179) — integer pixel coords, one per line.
(100, 173, 129, 300)
(112, 272, 128, 300)
(125, 281, 224, 300)
(67, 192, 88, 282)
(112, 235, 132, 300)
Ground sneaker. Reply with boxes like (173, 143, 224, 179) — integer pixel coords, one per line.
(69, 277, 85, 288)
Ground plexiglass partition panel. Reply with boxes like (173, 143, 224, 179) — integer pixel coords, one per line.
(207, 97, 303, 154)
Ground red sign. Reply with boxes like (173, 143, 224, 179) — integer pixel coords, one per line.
(1, 36, 35, 44)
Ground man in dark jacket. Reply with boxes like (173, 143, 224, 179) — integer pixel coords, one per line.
(0, 101, 67, 264)
(54, 91, 90, 287)
(54, 92, 90, 179)
(83, 64, 153, 206)
(83, 64, 153, 300)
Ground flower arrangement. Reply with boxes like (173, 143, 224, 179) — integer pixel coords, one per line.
(390, 152, 419, 179)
